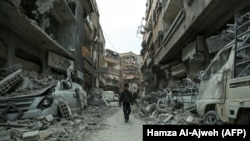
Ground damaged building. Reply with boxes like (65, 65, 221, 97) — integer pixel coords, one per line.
(138, 0, 250, 124)
(103, 49, 122, 94)
(0, 0, 105, 87)
(120, 52, 143, 96)
(0, 0, 105, 121)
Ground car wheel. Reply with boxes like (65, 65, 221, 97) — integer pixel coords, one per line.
(203, 111, 220, 125)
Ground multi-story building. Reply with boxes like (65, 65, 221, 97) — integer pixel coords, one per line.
(103, 49, 122, 94)
(0, 0, 105, 91)
(81, 0, 105, 93)
(120, 52, 143, 96)
(139, 0, 250, 94)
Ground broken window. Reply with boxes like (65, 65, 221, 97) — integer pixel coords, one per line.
(20, 0, 37, 20)
(45, 15, 59, 40)
(67, 0, 76, 15)
(202, 47, 231, 80)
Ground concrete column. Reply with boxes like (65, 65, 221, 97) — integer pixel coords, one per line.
(7, 33, 16, 67)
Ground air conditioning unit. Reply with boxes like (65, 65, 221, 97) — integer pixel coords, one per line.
(189, 52, 204, 63)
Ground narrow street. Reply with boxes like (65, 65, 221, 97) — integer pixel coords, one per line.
(1, 1, 250, 141)
(86, 106, 144, 141)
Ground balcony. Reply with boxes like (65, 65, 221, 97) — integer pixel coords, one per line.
(0, 1, 72, 58)
(162, 0, 183, 22)
(108, 68, 120, 76)
(105, 76, 119, 86)
(105, 56, 119, 64)
(52, 0, 76, 22)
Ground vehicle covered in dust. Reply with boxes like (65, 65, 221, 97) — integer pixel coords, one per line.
(0, 67, 87, 121)
(197, 15, 250, 124)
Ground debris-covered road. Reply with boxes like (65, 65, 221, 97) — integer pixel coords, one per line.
(85, 106, 144, 141)
(0, 105, 118, 141)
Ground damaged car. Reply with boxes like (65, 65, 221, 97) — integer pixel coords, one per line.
(0, 66, 87, 122)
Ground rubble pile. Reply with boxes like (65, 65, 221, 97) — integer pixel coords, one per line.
(0, 104, 118, 141)
(0, 68, 61, 97)
(2, 70, 63, 97)
(0, 65, 119, 140)
(133, 91, 202, 125)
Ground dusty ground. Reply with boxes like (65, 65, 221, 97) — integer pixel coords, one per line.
(84, 106, 144, 141)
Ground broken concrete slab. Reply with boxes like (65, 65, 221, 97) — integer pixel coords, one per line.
(22, 130, 40, 141)
(35, 0, 55, 14)
(186, 115, 194, 123)
(79, 124, 88, 130)
(45, 114, 54, 122)
(39, 130, 51, 140)
(0, 130, 11, 141)
(31, 121, 43, 130)
(0, 69, 23, 95)
(163, 115, 173, 123)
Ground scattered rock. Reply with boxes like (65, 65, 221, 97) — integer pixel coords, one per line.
(22, 130, 40, 141)
(186, 115, 194, 123)
(79, 124, 88, 130)
(163, 115, 173, 123)
(0, 130, 11, 141)
(39, 130, 51, 140)
(31, 121, 43, 130)
(45, 115, 54, 122)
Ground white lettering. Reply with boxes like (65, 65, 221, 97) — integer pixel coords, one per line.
(179, 129, 188, 136)
(147, 129, 177, 136)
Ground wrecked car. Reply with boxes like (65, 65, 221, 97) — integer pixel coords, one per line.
(102, 91, 119, 106)
(0, 67, 87, 121)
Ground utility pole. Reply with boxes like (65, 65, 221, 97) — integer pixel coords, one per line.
(91, 44, 94, 95)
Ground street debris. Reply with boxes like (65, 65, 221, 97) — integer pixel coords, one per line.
(0, 64, 119, 140)
(0, 96, 118, 141)
(133, 90, 202, 125)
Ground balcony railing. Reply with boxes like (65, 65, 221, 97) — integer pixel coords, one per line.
(105, 55, 119, 64)
(108, 68, 120, 76)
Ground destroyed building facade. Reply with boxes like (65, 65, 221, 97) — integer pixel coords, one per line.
(120, 52, 143, 96)
(139, 0, 250, 94)
(0, 0, 106, 123)
(103, 49, 122, 94)
(137, 0, 250, 124)
(0, 0, 105, 90)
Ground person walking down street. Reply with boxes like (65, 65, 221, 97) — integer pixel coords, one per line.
(119, 83, 133, 122)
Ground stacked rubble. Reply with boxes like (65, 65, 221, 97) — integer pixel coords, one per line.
(0, 102, 118, 141)
(133, 91, 202, 125)
(0, 65, 119, 140)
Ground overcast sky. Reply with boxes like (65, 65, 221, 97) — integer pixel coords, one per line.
(96, 0, 146, 55)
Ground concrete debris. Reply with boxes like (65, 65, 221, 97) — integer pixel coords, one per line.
(79, 124, 88, 131)
(39, 130, 51, 140)
(1, 100, 118, 141)
(0, 69, 23, 95)
(163, 114, 173, 123)
(133, 90, 202, 125)
(0, 130, 11, 141)
(31, 121, 43, 130)
(186, 115, 194, 123)
(59, 101, 73, 121)
(36, 0, 55, 14)
(45, 115, 54, 122)
(22, 130, 40, 141)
